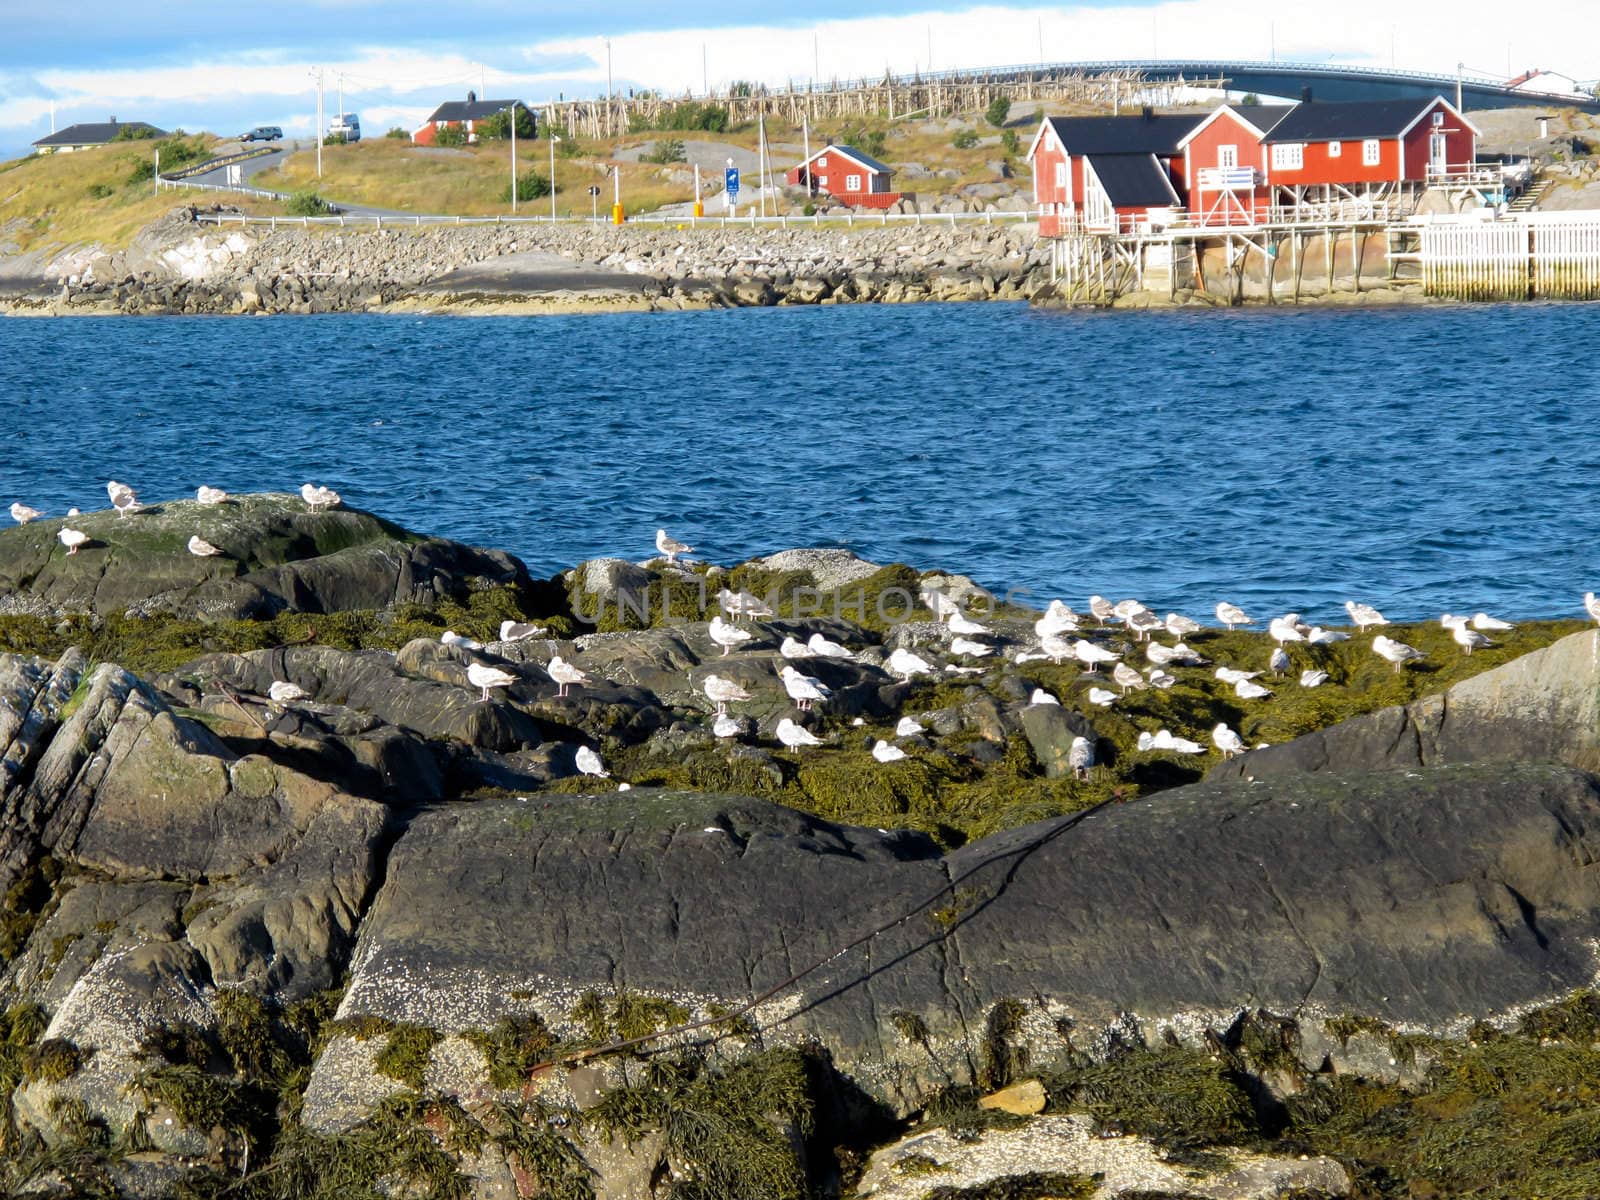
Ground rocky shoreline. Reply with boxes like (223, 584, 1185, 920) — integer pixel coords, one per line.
(0, 204, 1444, 317)
(4, 492, 1600, 1198)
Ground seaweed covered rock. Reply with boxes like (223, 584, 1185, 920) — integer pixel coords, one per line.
(306, 761, 1600, 1123)
(0, 492, 529, 619)
(1210, 628, 1600, 782)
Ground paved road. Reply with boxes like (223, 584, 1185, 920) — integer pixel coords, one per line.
(184, 139, 412, 219)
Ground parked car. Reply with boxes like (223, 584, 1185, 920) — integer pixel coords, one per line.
(328, 113, 361, 143)
(240, 126, 283, 142)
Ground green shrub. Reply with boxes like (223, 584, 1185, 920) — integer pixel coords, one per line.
(125, 135, 206, 184)
(1000, 129, 1020, 156)
(643, 138, 687, 164)
(85, 183, 115, 200)
(839, 125, 888, 157)
(952, 128, 979, 150)
(503, 169, 553, 202)
(432, 123, 468, 147)
(285, 190, 329, 216)
(477, 106, 536, 140)
(321, 133, 347, 146)
(985, 95, 1012, 128)
(385, 126, 409, 139)
(112, 125, 158, 141)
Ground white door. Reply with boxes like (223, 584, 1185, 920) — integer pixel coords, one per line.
(1429, 132, 1448, 176)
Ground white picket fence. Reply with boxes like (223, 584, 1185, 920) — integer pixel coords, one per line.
(1420, 215, 1600, 300)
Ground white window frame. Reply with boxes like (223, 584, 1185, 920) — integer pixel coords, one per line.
(1362, 138, 1381, 166)
(1218, 144, 1238, 169)
(817, 174, 828, 189)
(1054, 162, 1066, 190)
(1432, 111, 1445, 127)
(1270, 143, 1304, 170)
(817, 155, 828, 168)
(1328, 140, 1342, 158)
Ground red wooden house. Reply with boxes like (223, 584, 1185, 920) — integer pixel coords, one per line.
(786, 144, 903, 209)
(412, 91, 528, 146)
(1026, 112, 1204, 235)
(1179, 96, 1480, 225)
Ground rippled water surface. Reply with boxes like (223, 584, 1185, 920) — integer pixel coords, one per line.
(2, 303, 1598, 622)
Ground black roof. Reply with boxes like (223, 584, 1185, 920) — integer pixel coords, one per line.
(1264, 97, 1444, 143)
(425, 96, 525, 123)
(32, 121, 166, 147)
(813, 144, 893, 175)
(1085, 153, 1179, 207)
(1042, 113, 1205, 156)
(1227, 104, 1297, 135)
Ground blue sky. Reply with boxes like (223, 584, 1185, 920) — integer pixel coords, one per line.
(1, 1, 1592, 161)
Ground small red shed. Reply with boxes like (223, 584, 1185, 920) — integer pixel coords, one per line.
(1026, 112, 1203, 235)
(1177, 104, 1294, 226)
(786, 144, 902, 209)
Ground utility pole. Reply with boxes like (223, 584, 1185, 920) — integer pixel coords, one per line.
(310, 68, 324, 178)
(49, 100, 55, 134)
(1456, 63, 1464, 112)
(550, 128, 561, 220)
(702, 43, 708, 97)
(338, 72, 344, 120)
(510, 101, 517, 214)
(605, 38, 613, 138)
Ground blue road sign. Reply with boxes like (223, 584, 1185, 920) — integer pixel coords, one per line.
(725, 167, 740, 198)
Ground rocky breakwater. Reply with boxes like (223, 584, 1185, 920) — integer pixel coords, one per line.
(8, 496, 1600, 1196)
(12, 203, 1052, 316)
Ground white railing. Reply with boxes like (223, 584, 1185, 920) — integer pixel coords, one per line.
(188, 208, 1035, 231)
(157, 175, 287, 202)
(1425, 163, 1505, 188)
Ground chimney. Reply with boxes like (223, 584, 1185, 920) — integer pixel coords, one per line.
(1141, 105, 1154, 121)
(110, 116, 117, 125)
(1300, 87, 1313, 103)
(467, 90, 476, 103)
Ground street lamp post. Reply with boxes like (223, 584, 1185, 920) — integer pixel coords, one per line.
(550, 129, 561, 220)
(510, 101, 518, 214)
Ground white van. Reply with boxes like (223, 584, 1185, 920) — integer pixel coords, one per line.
(328, 113, 361, 142)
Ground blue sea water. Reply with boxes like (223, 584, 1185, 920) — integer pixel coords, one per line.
(1, 302, 1598, 623)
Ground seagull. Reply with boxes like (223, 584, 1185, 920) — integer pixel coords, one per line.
(737, 591, 774, 620)
(1028, 688, 1059, 706)
(1213, 723, 1246, 758)
(708, 615, 753, 657)
(712, 713, 743, 739)
(780, 665, 831, 711)
(1127, 610, 1164, 641)
(547, 655, 590, 697)
(1165, 613, 1201, 639)
(441, 630, 484, 650)
(1585, 593, 1600, 626)
(1215, 667, 1261, 685)
(1300, 669, 1330, 688)
(872, 740, 907, 763)
(1112, 662, 1146, 693)
(703, 674, 753, 714)
(1087, 687, 1118, 707)
(1439, 613, 1470, 632)
(1269, 616, 1306, 646)
(1345, 601, 1389, 631)
(886, 648, 934, 681)
(58, 528, 88, 555)
(950, 637, 993, 658)
(112, 487, 140, 518)
(1235, 678, 1272, 700)
(921, 588, 959, 620)
(499, 620, 546, 642)
(65, 508, 79, 516)
(268, 680, 308, 704)
(1088, 595, 1115, 625)
(1068, 736, 1094, 778)
(466, 661, 518, 702)
(1472, 612, 1515, 632)
(1139, 728, 1203, 754)
(946, 610, 991, 637)
(187, 535, 223, 557)
(807, 632, 853, 658)
(1372, 635, 1425, 673)
(780, 636, 816, 659)
(895, 715, 925, 736)
(1269, 646, 1290, 676)
(106, 480, 133, 504)
(1040, 633, 1075, 664)
(1035, 600, 1079, 637)
(1112, 599, 1148, 624)
(1146, 668, 1176, 689)
(1307, 627, 1350, 645)
(300, 483, 341, 512)
(775, 717, 823, 749)
(1073, 640, 1120, 671)
(1146, 643, 1180, 666)
(1215, 602, 1253, 630)
(575, 745, 610, 777)
(1168, 643, 1210, 666)
(655, 528, 692, 564)
(1452, 624, 1495, 655)
(195, 486, 228, 505)
(10, 502, 42, 525)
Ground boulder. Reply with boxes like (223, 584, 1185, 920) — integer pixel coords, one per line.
(1019, 702, 1097, 778)
(0, 492, 528, 619)
(750, 548, 885, 592)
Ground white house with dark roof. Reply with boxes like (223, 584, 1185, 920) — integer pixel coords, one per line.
(32, 119, 167, 154)
(411, 91, 529, 146)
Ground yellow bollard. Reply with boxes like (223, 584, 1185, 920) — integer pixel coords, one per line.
(612, 204, 625, 225)
(693, 202, 704, 218)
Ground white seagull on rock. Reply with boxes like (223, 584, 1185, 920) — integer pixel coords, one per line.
(547, 655, 590, 697)
(807, 632, 853, 659)
(1112, 662, 1146, 693)
(1073, 640, 1120, 672)
(1213, 723, 1246, 758)
(1039, 633, 1074, 664)
(1165, 613, 1201, 639)
(1452, 624, 1495, 655)
(1028, 688, 1059, 706)
(268, 680, 308, 704)
(872, 740, 907, 763)
(950, 637, 993, 658)
(187, 535, 223, 557)
(655, 528, 692, 564)
(1586, 593, 1600, 627)
(1235, 678, 1273, 701)
(713, 713, 744, 739)
(708, 615, 753, 657)
(895, 715, 925, 736)
(1087, 687, 1118, 707)
(1035, 601, 1079, 637)
(703, 674, 752, 714)
(112, 487, 140, 519)
(1215, 602, 1253, 630)
(1139, 729, 1204, 754)
(775, 717, 823, 749)
(196, 486, 228, 506)
(1300, 668, 1330, 688)
(886, 648, 934, 681)
(1307, 627, 1350, 645)
(499, 620, 546, 643)
(58, 528, 88, 555)
(10, 502, 42, 525)
(441, 630, 483, 650)
(1269, 616, 1306, 646)
(780, 636, 816, 659)
(780, 665, 831, 711)
(920, 588, 959, 620)
(1088, 595, 1115, 625)
(1345, 601, 1389, 631)
(1146, 668, 1177, 689)
(1215, 667, 1261, 685)
(1269, 646, 1290, 676)
(575, 745, 610, 777)
(946, 610, 991, 637)
(1126, 609, 1164, 642)
(1372, 635, 1425, 673)
(300, 483, 341, 512)
(1068, 736, 1094, 778)
(1169, 643, 1210, 666)
(1472, 612, 1515, 632)
(466, 661, 518, 703)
